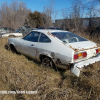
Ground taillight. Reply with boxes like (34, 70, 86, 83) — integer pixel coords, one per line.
(96, 49, 99, 54)
(74, 54, 78, 60)
(74, 52, 87, 60)
(83, 52, 87, 57)
(96, 49, 100, 54)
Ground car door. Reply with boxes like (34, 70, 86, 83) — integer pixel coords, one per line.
(16, 38, 25, 53)
(22, 31, 40, 58)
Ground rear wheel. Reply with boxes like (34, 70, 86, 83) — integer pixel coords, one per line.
(41, 57, 53, 68)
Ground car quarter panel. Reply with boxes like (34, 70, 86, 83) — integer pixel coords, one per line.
(36, 33, 74, 68)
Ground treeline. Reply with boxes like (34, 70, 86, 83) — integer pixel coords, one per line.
(25, 11, 52, 28)
(56, 0, 100, 32)
(0, 0, 53, 30)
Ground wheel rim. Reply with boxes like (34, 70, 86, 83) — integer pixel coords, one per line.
(42, 57, 53, 68)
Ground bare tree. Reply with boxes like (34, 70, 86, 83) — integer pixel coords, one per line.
(43, 0, 55, 27)
(59, 0, 85, 31)
(0, 0, 31, 30)
(70, 0, 85, 30)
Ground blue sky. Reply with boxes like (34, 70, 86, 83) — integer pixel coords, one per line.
(0, 0, 100, 20)
(0, 0, 71, 12)
(0, 0, 72, 20)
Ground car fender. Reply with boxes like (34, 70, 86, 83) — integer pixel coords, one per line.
(8, 38, 19, 49)
(9, 41, 16, 48)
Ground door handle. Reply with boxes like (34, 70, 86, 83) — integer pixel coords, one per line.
(31, 44, 35, 46)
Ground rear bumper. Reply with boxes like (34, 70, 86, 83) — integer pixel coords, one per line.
(71, 54, 100, 77)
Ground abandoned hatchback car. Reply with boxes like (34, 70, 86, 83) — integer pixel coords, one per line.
(8, 29, 100, 76)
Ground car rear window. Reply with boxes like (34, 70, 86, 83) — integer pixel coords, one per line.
(52, 32, 88, 44)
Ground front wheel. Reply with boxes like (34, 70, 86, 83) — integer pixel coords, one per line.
(10, 45, 17, 53)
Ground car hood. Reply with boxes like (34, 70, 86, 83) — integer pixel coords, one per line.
(67, 41, 99, 51)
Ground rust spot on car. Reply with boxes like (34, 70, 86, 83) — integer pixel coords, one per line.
(47, 32, 55, 38)
(56, 59, 69, 68)
(69, 44, 100, 53)
(51, 52, 55, 59)
(80, 46, 99, 51)
(62, 42, 65, 45)
(56, 58, 71, 69)
(56, 58, 67, 66)
(69, 45, 79, 52)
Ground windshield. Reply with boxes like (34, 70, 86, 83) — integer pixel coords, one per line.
(52, 32, 88, 44)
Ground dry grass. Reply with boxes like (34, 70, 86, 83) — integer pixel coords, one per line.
(0, 33, 100, 100)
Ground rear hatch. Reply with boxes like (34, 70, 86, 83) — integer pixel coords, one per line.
(67, 41, 99, 61)
(67, 41, 97, 50)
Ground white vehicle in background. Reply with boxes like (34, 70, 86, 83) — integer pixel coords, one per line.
(7, 29, 100, 76)
(0, 29, 23, 38)
(0, 28, 10, 33)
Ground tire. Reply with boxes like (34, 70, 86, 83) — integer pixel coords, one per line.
(10, 45, 17, 53)
(41, 57, 54, 68)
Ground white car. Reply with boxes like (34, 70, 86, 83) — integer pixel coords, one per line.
(0, 29, 23, 38)
(7, 29, 100, 76)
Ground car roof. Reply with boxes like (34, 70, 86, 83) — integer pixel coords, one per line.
(32, 29, 69, 34)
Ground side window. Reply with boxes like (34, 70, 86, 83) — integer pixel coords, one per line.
(39, 33, 51, 43)
(23, 31, 40, 42)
